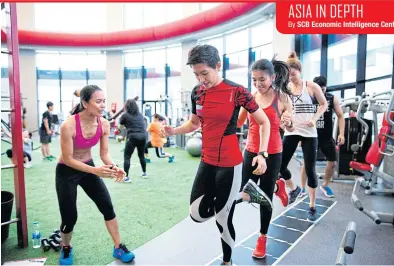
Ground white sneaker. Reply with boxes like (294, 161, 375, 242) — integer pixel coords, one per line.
(123, 177, 132, 183)
(141, 173, 148, 178)
(24, 163, 32, 169)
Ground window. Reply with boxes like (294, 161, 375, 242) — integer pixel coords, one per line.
(59, 53, 87, 70)
(1, 78, 10, 125)
(344, 88, 356, 99)
(124, 50, 143, 68)
(327, 35, 357, 86)
(366, 35, 394, 80)
(34, 3, 106, 32)
(61, 79, 87, 115)
(36, 52, 60, 70)
(1, 53, 7, 68)
(87, 53, 106, 71)
(143, 49, 166, 101)
(365, 78, 392, 96)
(253, 43, 273, 61)
(166, 46, 182, 121)
(125, 50, 143, 108)
(328, 90, 342, 100)
(37, 79, 60, 127)
(225, 29, 248, 54)
(226, 50, 249, 88)
(1, 7, 6, 28)
(300, 35, 322, 81)
(251, 19, 274, 48)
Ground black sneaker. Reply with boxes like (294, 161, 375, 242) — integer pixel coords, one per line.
(243, 180, 273, 211)
(288, 186, 301, 205)
(307, 207, 317, 221)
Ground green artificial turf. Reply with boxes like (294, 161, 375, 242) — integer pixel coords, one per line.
(1, 138, 199, 265)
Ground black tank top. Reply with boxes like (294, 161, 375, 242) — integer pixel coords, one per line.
(313, 93, 334, 138)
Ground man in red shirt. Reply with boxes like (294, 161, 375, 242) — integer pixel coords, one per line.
(163, 44, 271, 265)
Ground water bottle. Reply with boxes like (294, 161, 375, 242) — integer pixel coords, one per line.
(31, 221, 41, 248)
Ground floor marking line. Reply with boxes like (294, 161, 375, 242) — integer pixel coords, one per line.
(271, 200, 338, 266)
(205, 199, 308, 265)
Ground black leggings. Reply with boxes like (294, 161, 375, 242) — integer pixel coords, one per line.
(241, 150, 282, 235)
(190, 161, 242, 263)
(280, 135, 318, 188)
(55, 160, 116, 234)
(124, 136, 147, 175)
(145, 141, 166, 158)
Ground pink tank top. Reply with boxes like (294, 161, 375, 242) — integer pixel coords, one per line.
(74, 113, 102, 149)
(246, 93, 282, 154)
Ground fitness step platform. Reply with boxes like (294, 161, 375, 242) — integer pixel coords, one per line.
(208, 196, 336, 266)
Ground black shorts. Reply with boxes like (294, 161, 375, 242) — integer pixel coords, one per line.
(318, 137, 337, 162)
(39, 129, 52, 144)
(6, 149, 32, 162)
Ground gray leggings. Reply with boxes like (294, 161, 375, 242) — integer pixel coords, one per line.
(279, 135, 318, 188)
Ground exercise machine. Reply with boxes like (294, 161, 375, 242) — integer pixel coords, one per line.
(335, 221, 357, 265)
(351, 92, 394, 225)
(349, 91, 394, 194)
(331, 92, 388, 182)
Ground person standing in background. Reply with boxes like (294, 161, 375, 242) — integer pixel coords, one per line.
(40, 101, 55, 161)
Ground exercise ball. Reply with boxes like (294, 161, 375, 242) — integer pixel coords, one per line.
(74, 89, 81, 97)
(186, 137, 202, 157)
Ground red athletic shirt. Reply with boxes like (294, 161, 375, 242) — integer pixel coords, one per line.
(191, 79, 259, 167)
(246, 93, 282, 154)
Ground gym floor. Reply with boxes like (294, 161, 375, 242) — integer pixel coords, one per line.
(1, 138, 393, 265)
(109, 158, 394, 266)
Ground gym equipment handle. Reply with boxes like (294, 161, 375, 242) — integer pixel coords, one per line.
(335, 221, 357, 265)
(344, 229, 356, 254)
(386, 91, 394, 127)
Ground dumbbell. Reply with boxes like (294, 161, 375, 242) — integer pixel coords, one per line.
(49, 232, 62, 243)
(41, 239, 51, 252)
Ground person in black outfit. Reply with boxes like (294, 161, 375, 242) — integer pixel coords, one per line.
(40, 101, 55, 161)
(119, 99, 147, 181)
(299, 76, 345, 198)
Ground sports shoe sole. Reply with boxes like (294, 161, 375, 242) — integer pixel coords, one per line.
(252, 253, 266, 259)
(246, 180, 273, 210)
(320, 186, 335, 198)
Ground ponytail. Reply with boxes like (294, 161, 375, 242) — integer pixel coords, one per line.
(271, 54, 292, 97)
(70, 102, 84, 115)
(70, 84, 103, 115)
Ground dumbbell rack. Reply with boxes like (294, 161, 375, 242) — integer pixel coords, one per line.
(1, 3, 29, 248)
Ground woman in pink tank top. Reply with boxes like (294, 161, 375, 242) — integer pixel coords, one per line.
(236, 57, 295, 260)
(55, 85, 135, 265)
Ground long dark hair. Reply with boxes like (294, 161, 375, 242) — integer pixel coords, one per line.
(124, 99, 140, 115)
(250, 55, 291, 97)
(70, 85, 102, 115)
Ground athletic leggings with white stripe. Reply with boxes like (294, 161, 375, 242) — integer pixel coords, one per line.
(189, 161, 242, 263)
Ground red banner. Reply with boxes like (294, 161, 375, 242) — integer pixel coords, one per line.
(277, 0, 394, 34)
